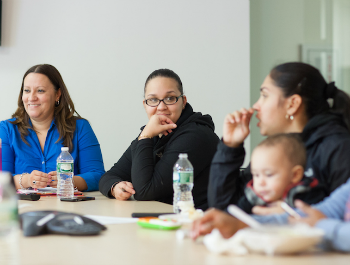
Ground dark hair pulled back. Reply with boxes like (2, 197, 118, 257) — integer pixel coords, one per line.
(270, 62, 350, 132)
(144, 69, 183, 95)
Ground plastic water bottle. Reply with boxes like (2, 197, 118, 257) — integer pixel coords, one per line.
(0, 172, 18, 236)
(173, 153, 194, 214)
(57, 147, 74, 199)
(0, 172, 20, 264)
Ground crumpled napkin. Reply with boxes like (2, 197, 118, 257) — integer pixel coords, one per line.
(203, 229, 249, 255)
(203, 224, 324, 256)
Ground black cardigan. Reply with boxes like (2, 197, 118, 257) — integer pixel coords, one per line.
(208, 113, 350, 210)
(99, 104, 219, 210)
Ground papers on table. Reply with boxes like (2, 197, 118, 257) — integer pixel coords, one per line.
(84, 215, 138, 225)
(17, 187, 57, 194)
(17, 187, 83, 196)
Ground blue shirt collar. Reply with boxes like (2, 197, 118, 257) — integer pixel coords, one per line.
(28, 118, 56, 131)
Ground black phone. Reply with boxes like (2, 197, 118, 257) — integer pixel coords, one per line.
(131, 212, 175, 218)
(19, 194, 41, 201)
(60, 196, 95, 202)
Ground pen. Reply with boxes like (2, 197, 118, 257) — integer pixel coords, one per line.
(280, 202, 302, 220)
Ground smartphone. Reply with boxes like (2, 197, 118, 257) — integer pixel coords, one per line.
(280, 202, 302, 220)
(131, 212, 175, 218)
(60, 196, 95, 202)
(19, 194, 41, 201)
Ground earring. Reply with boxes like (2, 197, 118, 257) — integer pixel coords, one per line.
(285, 114, 294, 120)
(56, 100, 60, 106)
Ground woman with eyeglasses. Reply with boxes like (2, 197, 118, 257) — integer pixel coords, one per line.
(99, 69, 219, 210)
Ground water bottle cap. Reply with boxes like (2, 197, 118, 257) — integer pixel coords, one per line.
(61, 147, 69, 152)
(178, 153, 188, 158)
(0, 171, 11, 184)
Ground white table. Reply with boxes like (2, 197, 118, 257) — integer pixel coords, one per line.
(9, 192, 350, 265)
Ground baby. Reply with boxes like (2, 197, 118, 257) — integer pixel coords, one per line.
(238, 134, 326, 213)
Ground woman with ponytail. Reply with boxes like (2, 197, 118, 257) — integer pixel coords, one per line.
(208, 62, 350, 212)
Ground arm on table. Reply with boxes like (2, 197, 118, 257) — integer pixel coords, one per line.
(208, 141, 251, 209)
(0, 121, 15, 174)
(99, 142, 133, 198)
(191, 208, 248, 240)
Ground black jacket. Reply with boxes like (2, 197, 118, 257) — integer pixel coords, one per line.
(99, 104, 219, 210)
(238, 178, 328, 214)
(208, 113, 350, 210)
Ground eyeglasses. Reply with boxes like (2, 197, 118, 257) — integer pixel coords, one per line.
(145, 95, 183, 107)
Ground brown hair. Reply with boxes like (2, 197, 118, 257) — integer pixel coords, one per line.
(11, 64, 81, 152)
(256, 134, 306, 168)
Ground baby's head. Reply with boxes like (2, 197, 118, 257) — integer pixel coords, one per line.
(251, 134, 306, 203)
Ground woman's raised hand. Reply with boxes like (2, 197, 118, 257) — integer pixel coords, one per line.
(223, 108, 255, 148)
(141, 115, 177, 138)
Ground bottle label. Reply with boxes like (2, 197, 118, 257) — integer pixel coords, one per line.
(57, 162, 74, 173)
(173, 171, 193, 183)
(0, 201, 18, 223)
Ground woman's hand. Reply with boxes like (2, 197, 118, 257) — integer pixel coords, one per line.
(26, 170, 52, 189)
(191, 208, 247, 240)
(289, 200, 326, 226)
(112, 181, 136, 200)
(48, 171, 57, 188)
(252, 201, 285, 215)
(141, 115, 177, 138)
(223, 108, 255, 148)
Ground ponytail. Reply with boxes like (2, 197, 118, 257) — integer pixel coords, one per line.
(330, 87, 350, 132)
(270, 62, 350, 132)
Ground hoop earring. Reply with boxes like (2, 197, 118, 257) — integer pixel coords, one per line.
(56, 100, 60, 106)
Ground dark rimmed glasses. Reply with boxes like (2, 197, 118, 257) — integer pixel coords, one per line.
(145, 95, 183, 107)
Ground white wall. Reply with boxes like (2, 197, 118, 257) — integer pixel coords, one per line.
(250, 0, 348, 154)
(0, 0, 250, 170)
(250, 0, 305, 152)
